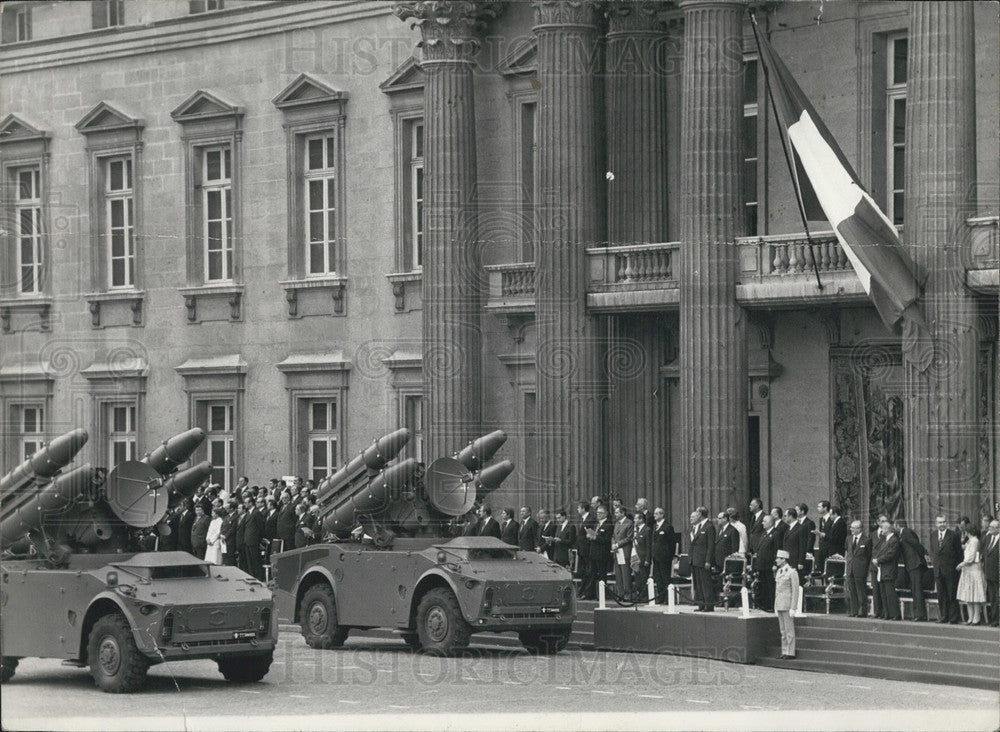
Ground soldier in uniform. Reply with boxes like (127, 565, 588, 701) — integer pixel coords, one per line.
(774, 549, 800, 659)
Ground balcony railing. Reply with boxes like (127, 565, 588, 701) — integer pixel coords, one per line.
(737, 230, 852, 278)
(484, 262, 535, 313)
(969, 215, 999, 268)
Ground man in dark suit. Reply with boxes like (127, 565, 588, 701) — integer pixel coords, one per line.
(159, 506, 179, 552)
(243, 497, 266, 581)
(579, 506, 611, 600)
(649, 507, 675, 603)
(930, 513, 963, 623)
(460, 507, 480, 536)
(500, 507, 519, 546)
(813, 500, 834, 573)
(844, 519, 872, 617)
(518, 506, 540, 552)
(871, 515, 901, 620)
(894, 517, 929, 621)
(689, 506, 716, 611)
(477, 505, 502, 539)
(748, 498, 766, 553)
(632, 511, 652, 596)
(753, 514, 780, 611)
(827, 505, 848, 557)
(984, 520, 999, 627)
(782, 507, 808, 583)
(634, 498, 654, 531)
(611, 506, 634, 596)
(234, 502, 249, 572)
(275, 492, 297, 553)
(714, 512, 738, 570)
(576, 501, 595, 591)
(221, 502, 239, 566)
(770, 507, 788, 551)
(293, 503, 312, 549)
(177, 499, 195, 555)
(190, 504, 210, 559)
(550, 509, 577, 568)
(538, 509, 556, 557)
(796, 502, 816, 578)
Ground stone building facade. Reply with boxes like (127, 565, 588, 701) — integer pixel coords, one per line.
(1, 0, 996, 532)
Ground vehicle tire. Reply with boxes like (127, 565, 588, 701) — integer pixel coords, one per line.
(87, 613, 149, 693)
(300, 584, 349, 649)
(415, 587, 471, 655)
(217, 651, 273, 683)
(399, 632, 420, 650)
(518, 626, 572, 655)
(0, 657, 18, 683)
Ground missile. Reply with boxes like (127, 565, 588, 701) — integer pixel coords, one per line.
(142, 428, 205, 475)
(317, 428, 411, 501)
(0, 428, 89, 497)
(321, 457, 419, 534)
(162, 461, 214, 500)
(474, 459, 515, 498)
(455, 430, 507, 471)
(1, 463, 101, 548)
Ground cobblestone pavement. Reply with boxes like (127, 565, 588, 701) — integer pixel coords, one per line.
(2, 629, 997, 731)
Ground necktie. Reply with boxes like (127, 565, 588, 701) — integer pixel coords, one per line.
(854, 536, 858, 550)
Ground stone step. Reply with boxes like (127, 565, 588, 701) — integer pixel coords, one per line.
(792, 626, 998, 654)
(787, 637, 1000, 665)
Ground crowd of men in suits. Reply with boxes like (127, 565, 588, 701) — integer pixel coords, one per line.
(154, 476, 324, 581)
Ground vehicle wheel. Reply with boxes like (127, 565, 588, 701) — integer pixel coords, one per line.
(400, 632, 420, 650)
(300, 584, 349, 649)
(217, 651, 273, 683)
(1, 657, 19, 683)
(415, 587, 471, 655)
(518, 626, 572, 655)
(87, 613, 149, 693)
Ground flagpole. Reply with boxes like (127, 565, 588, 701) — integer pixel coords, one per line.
(750, 11, 824, 291)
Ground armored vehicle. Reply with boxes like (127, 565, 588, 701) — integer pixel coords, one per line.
(271, 429, 576, 655)
(0, 428, 276, 692)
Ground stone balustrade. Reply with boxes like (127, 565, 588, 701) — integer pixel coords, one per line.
(968, 215, 999, 268)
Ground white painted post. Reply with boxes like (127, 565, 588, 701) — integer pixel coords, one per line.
(795, 588, 806, 617)
(647, 577, 656, 606)
(598, 580, 606, 609)
(666, 584, 677, 614)
(740, 586, 751, 618)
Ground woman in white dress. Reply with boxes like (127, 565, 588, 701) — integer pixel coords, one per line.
(957, 525, 987, 624)
(205, 507, 226, 565)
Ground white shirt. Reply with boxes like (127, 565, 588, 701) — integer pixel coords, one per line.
(733, 520, 749, 553)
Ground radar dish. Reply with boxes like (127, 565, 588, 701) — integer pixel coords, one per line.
(105, 461, 167, 527)
(424, 457, 476, 517)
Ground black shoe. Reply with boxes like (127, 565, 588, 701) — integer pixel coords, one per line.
(786, 654, 796, 659)
(949, 620, 960, 624)
(938, 619, 949, 624)
(778, 654, 788, 659)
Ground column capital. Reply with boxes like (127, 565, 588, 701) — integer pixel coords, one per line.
(677, 0, 747, 11)
(394, 1, 505, 61)
(533, 0, 604, 29)
(606, 1, 665, 34)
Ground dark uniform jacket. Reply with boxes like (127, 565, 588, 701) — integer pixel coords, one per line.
(553, 521, 577, 566)
(783, 521, 808, 569)
(754, 527, 780, 573)
(244, 508, 265, 549)
(589, 518, 613, 564)
(748, 510, 766, 552)
(897, 527, 928, 571)
(714, 523, 738, 569)
(177, 508, 195, 553)
(478, 516, 502, 539)
(800, 516, 817, 554)
(930, 528, 962, 577)
(518, 517, 539, 552)
(264, 509, 279, 542)
(234, 511, 248, 553)
(871, 530, 900, 582)
(634, 523, 652, 565)
(827, 515, 848, 556)
(689, 519, 715, 568)
(844, 533, 872, 579)
(500, 519, 520, 546)
(651, 520, 675, 566)
(276, 502, 297, 549)
(191, 514, 210, 552)
(221, 513, 239, 554)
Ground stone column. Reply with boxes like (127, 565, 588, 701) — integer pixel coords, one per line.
(533, 1, 607, 509)
(393, 2, 503, 461)
(605, 1, 672, 509)
(605, 0, 669, 245)
(678, 0, 747, 513)
(903, 2, 980, 530)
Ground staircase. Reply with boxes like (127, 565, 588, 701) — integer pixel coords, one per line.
(756, 614, 1000, 690)
(283, 601, 596, 651)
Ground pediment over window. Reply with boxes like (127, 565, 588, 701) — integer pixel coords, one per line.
(0, 114, 49, 145)
(272, 74, 348, 111)
(380, 56, 424, 95)
(498, 37, 537, 78)
(74, 102, 144, 135)
(170, 90, 244, 124)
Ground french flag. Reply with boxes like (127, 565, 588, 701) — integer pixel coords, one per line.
(753, 22, 932, 368)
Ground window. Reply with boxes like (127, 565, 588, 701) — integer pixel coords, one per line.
(206, 401, 235, 491)
(886, 34, 907, 226)
(107, 403, 137, 466)
(407, 120, 424, 270)
(190, 0, 224, 13)
(104, 157, 135, 288)
(2, 4, 31, 43)
(403, 394, 423, 463)
(93, 0, 124, 29)
(305, 134, 338, 276)
(18, 405, 44, 461)
(15, 166, 42, 294)
(743, 57, 759, 237)
(307, 399, 339, 483)
(514, 97, 537, 261)
(202, 146, 233, 282)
